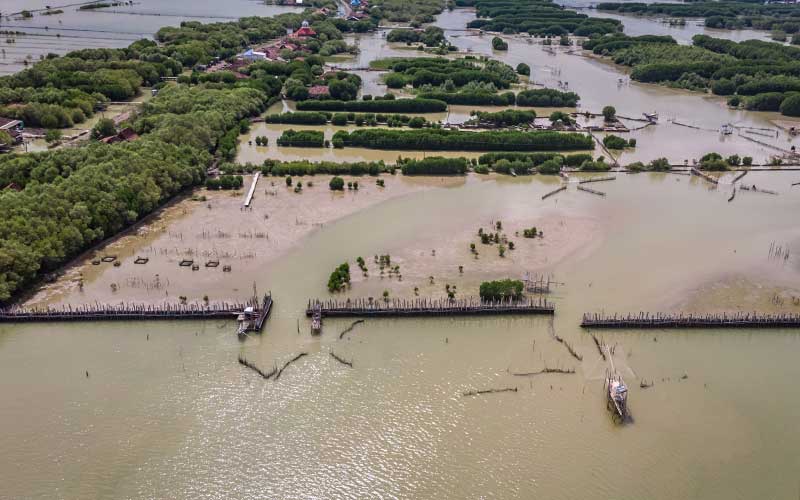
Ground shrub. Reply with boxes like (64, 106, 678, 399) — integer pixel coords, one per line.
(603, 134, 628, 149)
(492, 37, 508, 50)
(327, 262, 350, 292)
(329, 176, 345, 190)
(602, 105, 616, 121)
(538, 158, 563, 174)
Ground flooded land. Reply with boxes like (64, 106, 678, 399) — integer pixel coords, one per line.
(2, 3, 800, 500)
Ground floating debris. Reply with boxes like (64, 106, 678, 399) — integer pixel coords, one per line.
(462, 387, 518, 397)
(238, 355, 277, 380)
(339, 319, 365, 339)
(512, 367, 576, 376)
(541, 185, 567, 200)
(274, 352, 308, 380)
(577, 185, 605, 197)
(329, 351, 353, 368)
(591, 333, 606, 361)
(578, 176, 615, 184)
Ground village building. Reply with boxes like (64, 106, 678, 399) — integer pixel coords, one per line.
(308, 85, 330, 98)
(290, 20, 317, 39)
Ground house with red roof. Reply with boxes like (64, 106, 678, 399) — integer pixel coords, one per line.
(291, 20, 317, 39)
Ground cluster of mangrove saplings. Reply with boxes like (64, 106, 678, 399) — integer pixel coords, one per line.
(328, 262, 351, 293)
(479, 279, 524, 301)
(477, 223, 515, 257)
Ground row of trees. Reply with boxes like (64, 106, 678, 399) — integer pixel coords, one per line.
(331, 128, 594, 151)
(468, 109, 536, 126)
(276, 129, 325, 147)
(399, 157, 469, 175)
(296, 97, 447, 113)
(262, 159, 390, 176)
(415, 88, 579, 107)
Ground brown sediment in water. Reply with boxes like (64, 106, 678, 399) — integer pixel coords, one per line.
(674, 274, 800, 315)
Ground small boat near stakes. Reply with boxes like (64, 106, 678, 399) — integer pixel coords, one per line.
(606, 375, 629, 422)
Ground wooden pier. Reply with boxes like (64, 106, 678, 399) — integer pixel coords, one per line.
(581, 311, 800, 329)
(243, 172, 260, 208)
(306, 297, 554, 318)
(0, 294, 274, 333)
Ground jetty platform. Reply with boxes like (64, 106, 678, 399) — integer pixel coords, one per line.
(581, 312, 800, 329)
(306, 297, 554, 318)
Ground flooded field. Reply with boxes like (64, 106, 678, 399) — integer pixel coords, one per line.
(4, 4, 800, 500)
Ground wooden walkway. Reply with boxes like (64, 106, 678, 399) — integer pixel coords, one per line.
(244, 172, 260, 208)
(306, 297, 554, 317)
(0, 294, 274, 332)
(581, 312, 800, 329)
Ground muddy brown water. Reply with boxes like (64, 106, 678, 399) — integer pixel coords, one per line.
(4, 170, 800, 499)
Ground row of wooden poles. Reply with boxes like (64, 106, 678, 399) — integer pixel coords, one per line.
(0, 295, 271, 322)
(307, 297, 554, 317)
(582, 312, 800, 328)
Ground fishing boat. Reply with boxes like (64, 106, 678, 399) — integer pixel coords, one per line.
(606, 374, 628, 421)
(643, 111, 658, 123)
